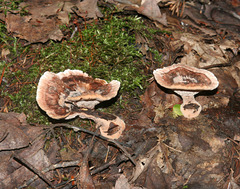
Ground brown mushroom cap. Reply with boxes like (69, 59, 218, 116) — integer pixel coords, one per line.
(153, 64, 219, 91)
(153, 64, 219, 119)
(69, 108, 125, 139)
(97, 116, 125, 139)
(36, 72, 70, 119)
(36, 69, 120, 119)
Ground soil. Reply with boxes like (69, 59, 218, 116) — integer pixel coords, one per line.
(0, 0, 240, 188)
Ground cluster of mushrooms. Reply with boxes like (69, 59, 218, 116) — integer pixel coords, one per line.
(36, 64, 219, 139)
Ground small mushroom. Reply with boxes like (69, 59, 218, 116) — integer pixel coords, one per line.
(70, 108, 125, 139)
(36, 69, 125, 139)
(153, 64, 219, 119)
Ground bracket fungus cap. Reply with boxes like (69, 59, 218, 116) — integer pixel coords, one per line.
(153, 64, 219, 119)
(69, 108, 126, 139)
(36, 70, 125, 139)
(36, 69, 120, 119)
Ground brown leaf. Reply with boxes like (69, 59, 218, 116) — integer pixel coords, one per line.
(171, 32, 239, 68)
(115, 174, 131, 189)
(60, 144, 83, 161)
(137, 0, 167, 26)
(5, 0, 104, 43)
(1, 139, 52, 188)
(76, 0, 103, 19)
(124, 0, 167, 25)
(6, 13, 63, 43)
(1, 49, 10, 59)
(0, 113, 30, 150)
(77, 137, 95, 189)
(0, 113, 52, 188)
(144, 157, 168, 189)
(140, 81, 181, 123)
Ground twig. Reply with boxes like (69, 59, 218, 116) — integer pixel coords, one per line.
(183, 172, 193, 186)
(18, 154, 130, 188)
(48, 123, 136, 165)
(163, 143, 182, 153)
(76, 134, 95, 188)
(105, 146, 110, 163)
(13, 153, 55, 189)
(0, 66, 5, 87)
(201, 62, 232, 69)
(18, 123, 135, 189)
(50, 160, 80, 170)
(90, 154, 128, 175)
(70, 26, 78, 39)
(17, 160, 80, 189)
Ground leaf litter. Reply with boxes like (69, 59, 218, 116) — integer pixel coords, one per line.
(3, 0, 103, 43)
(0, 0, 240, 188)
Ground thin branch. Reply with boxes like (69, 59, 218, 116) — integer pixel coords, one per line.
(76, 134, 95, 188)
(13, 153, 55, 189)
(18, 123, 136, 189)
(90, 154, 128, 175)
(17, 160, 80, 189)
(48, 123, 136, 165)
(17, 154, 130, 188)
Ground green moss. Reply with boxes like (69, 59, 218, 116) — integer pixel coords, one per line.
(1, 13, 162, 124)
(37, 15, 148, 94)
(0, 0, 28, 16)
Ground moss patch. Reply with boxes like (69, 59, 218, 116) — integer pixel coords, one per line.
(1, 13, 160, 124)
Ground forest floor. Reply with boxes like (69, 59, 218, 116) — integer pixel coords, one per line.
(0, 0, 240, 188)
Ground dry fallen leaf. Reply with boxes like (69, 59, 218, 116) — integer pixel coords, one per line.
(0, 113, 30, 150)
(137, 0, 167, 26)
(75, 0, 103, 19)
(6, 13, 63, 43)
(170, 32, 239, 68)
(115, 174, 131, 189)
(4, 0, 103, 44)
(0, 113, 53, 188)
(120, 0, 167, 26)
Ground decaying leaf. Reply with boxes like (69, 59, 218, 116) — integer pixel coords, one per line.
(3, 0, 103, 43)
(0, 113, 30, 150)
(118, 0, 167, 26)
(115, 174, 131, 189)
(130, 143, 161, 183)
(0, 113, 53, 188)
(229, 61, 240, 88)
(60, 144, 83, 161)
(126, 116, 232, 188)
(137, 0, 167, 26)
(1, 48, 10, 59)
(6, 13, 63, 43)
(76, 137, 95, 189)
(170, 32, 239, 68)
(74, 0, 103, 19)
(77, 159, 95, 189)
(182, 2, 240, 38)
(115, 174, 146, 189)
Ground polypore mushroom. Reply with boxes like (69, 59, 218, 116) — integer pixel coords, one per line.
(153, 64, 219, 119)
(36, 69, 125, 139)
(71, 107, 125, 139)
(36, 69, 120, 119)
